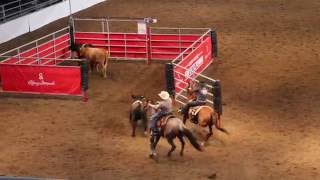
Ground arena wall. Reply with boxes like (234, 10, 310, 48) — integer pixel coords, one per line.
(0, 0, 106, 44)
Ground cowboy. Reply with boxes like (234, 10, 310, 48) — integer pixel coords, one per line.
(180, 81, 208, 123)
(148, 91, 173, 137)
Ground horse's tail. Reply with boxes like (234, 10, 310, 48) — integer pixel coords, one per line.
(212, 112, 229, 135)
(183, 127, 203, 152)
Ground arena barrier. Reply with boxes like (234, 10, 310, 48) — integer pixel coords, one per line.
(0, 16, 220, 106)
(70, 17, 221, 110)
(164, 29, 222, 115)
(0, 27, 89, 100)
(71, 17, 210, 63)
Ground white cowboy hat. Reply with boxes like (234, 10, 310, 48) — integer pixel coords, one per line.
(158, 91, 170, 100)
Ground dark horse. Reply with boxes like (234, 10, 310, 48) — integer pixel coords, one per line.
(129, 95, 148, 137)
(147, 105, 203, 158)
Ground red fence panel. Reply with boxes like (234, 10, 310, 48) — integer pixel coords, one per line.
(74, 32, 148, 59)
(1, 34, 70, 65)
(174, 36, 213, 93)
(74, 32, 202, 61)
(0, 64, 82, 96)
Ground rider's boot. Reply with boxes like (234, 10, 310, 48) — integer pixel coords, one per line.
(182, 113, 188, 124)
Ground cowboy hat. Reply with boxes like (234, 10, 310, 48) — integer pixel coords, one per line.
(158, 91, 170, 100)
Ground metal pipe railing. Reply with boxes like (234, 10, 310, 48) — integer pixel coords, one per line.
(0, 27, 69, 56)
(0, 0, 63, 23)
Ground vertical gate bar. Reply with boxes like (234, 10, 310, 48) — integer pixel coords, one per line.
(17, 48, 20, 64)
(147, 25, 151, 64)
(36, 41, 40, 64)
(72, 17, 76, 43)
(2, 5, 6, 22)
(53, 34, 56, 59)
(124, 33, 127, 59)
(178, 28, 182, 54)
(145, 26, 149, 62)
(150, 29, 152, 61)
(19, 1, 21, 16)
(106, 19, 111, 58)
(101, 21, 104, 32)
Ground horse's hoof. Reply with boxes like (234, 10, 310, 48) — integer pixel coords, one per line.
(143, 131, 148, 136)
(180, 153, 184, 156)
(131, 134, 136, 137)
(149, 152, 157, 158)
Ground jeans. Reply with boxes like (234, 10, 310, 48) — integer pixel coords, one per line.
(150, 111, 168, 129)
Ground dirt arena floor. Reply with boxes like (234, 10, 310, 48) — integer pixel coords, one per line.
(1, 0, 320, 179)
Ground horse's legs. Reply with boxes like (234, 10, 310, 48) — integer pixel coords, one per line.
(177, 134, 185, 156)
(131, 121, 137, 137)
(205, 123, 213, 142)
(149, 135, 161, 157)
(143, 116, 148, 136)
(166, 134, 176, 157)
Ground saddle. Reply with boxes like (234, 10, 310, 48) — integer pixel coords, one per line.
(188, 106, 206, 124)
(156, 114, 175, 131)
(189, 106, 204, 116)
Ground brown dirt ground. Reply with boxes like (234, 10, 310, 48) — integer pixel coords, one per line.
(1, 0, 320, 179)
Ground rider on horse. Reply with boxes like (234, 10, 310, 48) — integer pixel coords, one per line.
(180, 81, 208, 123)
(148, 91, 173, 138)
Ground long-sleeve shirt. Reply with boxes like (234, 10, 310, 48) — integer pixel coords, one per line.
(149, 98, 172, 113)
(193, 87, 208, 102)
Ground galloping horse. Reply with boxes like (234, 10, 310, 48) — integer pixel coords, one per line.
(147, 101, 203, 157)
(129, 95, 148, 137)
(184, 81, 229, 143)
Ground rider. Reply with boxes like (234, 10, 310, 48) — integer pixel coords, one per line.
(180, 81, 208, 123)
(148, 91, 173, 137)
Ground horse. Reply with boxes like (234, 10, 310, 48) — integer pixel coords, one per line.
(146, 101, 203, 158)
(129, 95, 148, 137)
(184, 81, 229, 144)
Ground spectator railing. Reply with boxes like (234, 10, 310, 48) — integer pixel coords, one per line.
(0, 0, 63, 23)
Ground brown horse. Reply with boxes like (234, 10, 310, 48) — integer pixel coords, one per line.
(184, 81, 229, 143)
(79, 44, 110, 78)
(129, 95, 148, 137)
(147, 105, 203, 158)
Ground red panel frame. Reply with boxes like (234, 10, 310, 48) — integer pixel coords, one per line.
(0, 64, 82, 96)
(74, 32, 202, 60)
(174, 36, 213, 93)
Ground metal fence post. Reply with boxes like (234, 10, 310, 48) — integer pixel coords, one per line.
(81, 60, 89, 102)
(212, 80, 222, 116)
(165, 63, 176, 101)
(147, 26, 152, 64)
(2, 5, 6, 22)
(210, 30, 218, 57)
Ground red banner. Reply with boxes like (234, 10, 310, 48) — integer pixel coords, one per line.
(174, 36, 213, 93)
(0, 65, 82, 96)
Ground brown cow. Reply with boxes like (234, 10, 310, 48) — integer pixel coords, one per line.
(79, 44, 110, 78)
